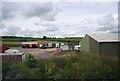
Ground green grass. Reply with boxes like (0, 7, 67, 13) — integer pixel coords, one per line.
(2, 52, 119, 80)
(2, 36, 82, 47)
(2, 44, 21, 47)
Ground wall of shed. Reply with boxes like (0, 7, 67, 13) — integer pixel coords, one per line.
(89, 37, 99, 55)
(81, 35, 90, 53)
(1, 55, 22, 62)
(99, 42, 119, 56)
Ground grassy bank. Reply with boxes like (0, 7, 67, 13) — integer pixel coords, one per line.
(2, 52, 119, 80)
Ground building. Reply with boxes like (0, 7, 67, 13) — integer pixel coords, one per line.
(80, 33, 120, 56)
(0, 49, 26, 62)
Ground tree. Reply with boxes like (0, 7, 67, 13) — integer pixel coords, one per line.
(42, 36, 47, 40)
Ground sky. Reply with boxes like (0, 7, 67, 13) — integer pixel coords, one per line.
(0, 2, 118, 38)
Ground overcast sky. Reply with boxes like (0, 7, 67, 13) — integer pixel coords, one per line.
(1, 2, 118, 38)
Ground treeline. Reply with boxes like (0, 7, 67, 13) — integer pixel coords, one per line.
(2, 52, 119, 80)
(2, 39, 37, 42)
(2, 36, 31, 39)
(2, 36, 82, 40)
(65, 37, 83, 39)
(46, 39, 81, 45)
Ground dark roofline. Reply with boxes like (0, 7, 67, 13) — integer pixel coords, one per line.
(99, 41, 120, 43)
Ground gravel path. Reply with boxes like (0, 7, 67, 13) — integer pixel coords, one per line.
(12, 47, 57, 59)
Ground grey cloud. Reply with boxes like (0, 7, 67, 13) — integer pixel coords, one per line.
(1, 24, 68, 38)
(34, 22, 40, 25)
(97, 26, 113, 31)
(2, 2, 61, 21)
(1, 23, 61, 37)
(2, 25, 22, 36)
(45, 24, 59, 31)
(23, 2, 61, 21)
(97, 14, 115, 26)
(2, 3, 19, 20)
(18, 29, 37, 37)
(41, 15, 55, 21)
(0, 3, 2, 23)
(1, 25, 40, 37)
(96, 14, 117, 32)
(23, 3, 53, 17)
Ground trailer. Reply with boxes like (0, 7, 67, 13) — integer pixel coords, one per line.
(60, 45, 69, 51)
(74, 45, 81, 51)
(48, 43, 53, 48)
(60, 43, 64, 46)
(60, 45, 74, 51)
(22, 42, 38, 48)
(56, 43, 60, 48)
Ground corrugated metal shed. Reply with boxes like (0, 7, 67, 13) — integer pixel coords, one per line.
(1, 49, 24, 55)
(0, 49, 26, 62)
(81, 33, 119, 56)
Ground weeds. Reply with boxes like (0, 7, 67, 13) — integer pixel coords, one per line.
(2, 52, 119, 80)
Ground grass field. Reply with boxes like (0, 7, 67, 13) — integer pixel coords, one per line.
(2, 40, 64, 44)
(2, 36, 82, 47)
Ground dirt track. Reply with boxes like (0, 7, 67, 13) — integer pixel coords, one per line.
(12, 48, 57, 59)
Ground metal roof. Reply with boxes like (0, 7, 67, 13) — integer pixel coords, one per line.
(88, 33, 120, 43)
(0, 49, 25, 55)
(5, 49, 20, 52)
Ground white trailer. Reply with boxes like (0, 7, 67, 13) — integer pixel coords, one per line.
(56, 43, 60, 48)
(60, 45, 69, 51)
(61, 43, 64, 46)
(48, 43, 53, 48)
(74, 45, 81, 51)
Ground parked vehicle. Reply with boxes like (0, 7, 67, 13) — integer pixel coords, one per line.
(60, 45, 69, 51)
(68, 45, 74, 51)
(22, 42, 38, 48)
(56, 43, 60, 48)
(48, 43, 53, 48)
(39, 44, 47, 49)
(74, 45, 81, 51)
